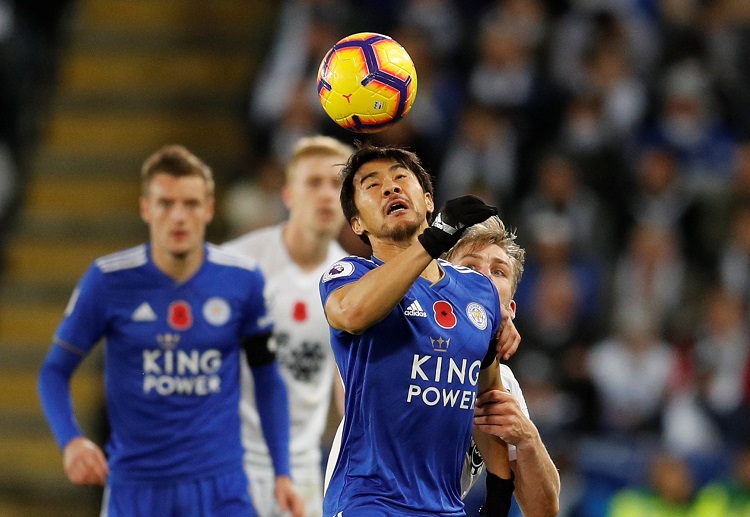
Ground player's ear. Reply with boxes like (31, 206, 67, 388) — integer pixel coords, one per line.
(350, 215, 365, 237)
(425, 192, 434, 214)
(281, 184, 293, 210)
(205, 195, 215, 224)
(508, 300, 517, 319)
(140, 196, 150, 223)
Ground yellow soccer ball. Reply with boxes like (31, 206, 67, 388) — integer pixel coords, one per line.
(317, 32, 418, 133)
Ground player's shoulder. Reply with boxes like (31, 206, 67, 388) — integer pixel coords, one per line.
(206, 243, 261, 273)
(439, 258, 484, 279)
(222, 225, 281, 255)
(94, 244, 148, 274)
(321, 255, 374, 283)
(439, 259, 495, 290)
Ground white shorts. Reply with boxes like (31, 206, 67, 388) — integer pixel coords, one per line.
(246, 463, 323, 517)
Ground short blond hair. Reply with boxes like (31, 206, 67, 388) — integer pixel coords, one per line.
(285, 135, 353, 183)
(444, 216, 526, 296)
(141, 145, 214, 196)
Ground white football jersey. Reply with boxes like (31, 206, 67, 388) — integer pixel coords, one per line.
(224, 225, 346, 469)
(460, 363, 528, 498)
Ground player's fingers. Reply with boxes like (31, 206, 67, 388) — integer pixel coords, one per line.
(476, 389, 512, 406)
(89, 455, 109, 485)
(292, 496, 307, 517)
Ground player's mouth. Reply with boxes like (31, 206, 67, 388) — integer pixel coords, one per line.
(385, 198, 410, 216)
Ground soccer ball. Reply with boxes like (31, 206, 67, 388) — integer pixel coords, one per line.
(316, 32, 418, 133)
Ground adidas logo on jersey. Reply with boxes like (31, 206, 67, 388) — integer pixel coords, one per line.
(132, 302, 157, 322)
(404, 299, 427, 317)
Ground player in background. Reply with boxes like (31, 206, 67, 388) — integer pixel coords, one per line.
(320, 143, 516, 516)
(446, 216, 561, 517)
(223, 135, 350, 517)
(37, 145, 304, 517)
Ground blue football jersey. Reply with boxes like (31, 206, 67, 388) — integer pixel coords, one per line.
(319, 256, 501, 517)
(55, 243, 272, 483)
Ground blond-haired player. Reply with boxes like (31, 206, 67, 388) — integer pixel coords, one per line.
(224, 135, 351, 517)
(446, 216, 560, 517)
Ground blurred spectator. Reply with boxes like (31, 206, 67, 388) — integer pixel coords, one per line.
(248, 0, 347, 149)
(437, 103, 518, 209)
(611, 222, 686, 333)
(625, 145, 691, 227)
(606, 452, 697, 516)
(692, 286, 750, 446)
(467, 15, 561, 145)
(395, 0, 464, 66)
(639, 59, 736, 197)
(520, 151, 613, 259)
(718, 205, 750, 305)
(701, 0, 750, 139)
(549, 7, 658, 95)
(367, 25, 465, 174)
(557, 91, 630, 214)
(588, 307, 676, 436)
(582, 38, 647, 139)
(692, 442, 750, 515)
(222, 156, 287, 239)
(514, 213, 604, 359)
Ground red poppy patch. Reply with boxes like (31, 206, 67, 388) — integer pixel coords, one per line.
(293, 301, 307, 322)
(168, 301, 193, 330)
(433, 300, 457, 329)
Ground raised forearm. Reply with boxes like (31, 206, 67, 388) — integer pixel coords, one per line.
(325, 242, 432, 333)
(513, 432, 560, 517)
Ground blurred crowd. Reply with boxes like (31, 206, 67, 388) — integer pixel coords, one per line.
(0, 0, 72, 268)
(230, 0, 750, 515)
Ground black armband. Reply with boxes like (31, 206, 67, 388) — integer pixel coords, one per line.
(478, 471, 514, 517)
(481, 338, 497, 369)
(242, 332, 276, 367)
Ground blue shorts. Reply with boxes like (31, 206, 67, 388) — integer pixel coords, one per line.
(101, 470, 258, 517)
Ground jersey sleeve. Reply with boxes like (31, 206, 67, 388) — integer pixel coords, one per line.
(318, 257, 368, 305)
(39, 264, 108, 450)
(501, 365, 528, 462)
(239, 268, 274, 338)
(55, 264, 109, 353)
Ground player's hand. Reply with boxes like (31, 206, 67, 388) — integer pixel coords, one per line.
(62, 436, 109, 486)
(419, 195, 498, 258)
(496, 311, 520, 361)
(274, 475, 306, 517)
(473, 389, 536, 448)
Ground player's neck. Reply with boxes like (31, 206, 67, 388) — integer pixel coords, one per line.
(282, 222, 333, 272)
(151, 244, 204, 283)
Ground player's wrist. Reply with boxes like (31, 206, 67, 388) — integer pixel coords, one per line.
(418, 228, 453, 259)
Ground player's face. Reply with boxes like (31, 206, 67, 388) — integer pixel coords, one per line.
(140, 173, 214, 259)
(452, 243, 516, 318)
(284, 154, 345, 238)
(350, 159, 434, 243)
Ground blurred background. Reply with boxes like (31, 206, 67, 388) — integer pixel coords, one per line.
(0, 0, 749, 515)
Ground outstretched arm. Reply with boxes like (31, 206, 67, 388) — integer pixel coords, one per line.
(474, 390, 560, 517)
(38, 342, 109, 485)
(245, 334, 305, 517)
